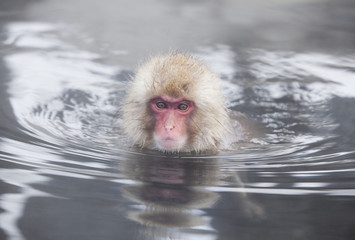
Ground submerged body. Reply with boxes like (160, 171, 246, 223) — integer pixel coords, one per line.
(122, 53, 238, 153)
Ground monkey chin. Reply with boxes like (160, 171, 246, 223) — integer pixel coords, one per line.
(153, 134, 187, 153)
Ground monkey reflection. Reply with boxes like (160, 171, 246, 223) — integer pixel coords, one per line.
(122, 157, 219, 228)
(120, 156, 264, 229)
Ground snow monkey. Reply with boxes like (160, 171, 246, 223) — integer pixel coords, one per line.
(122, 53, 239, 153)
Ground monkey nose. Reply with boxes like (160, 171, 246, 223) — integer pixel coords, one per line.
(165, 125, 175, 131)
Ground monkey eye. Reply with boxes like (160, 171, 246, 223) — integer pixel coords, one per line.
(156, 102, 167, 109)
(177, 103, 189, 111)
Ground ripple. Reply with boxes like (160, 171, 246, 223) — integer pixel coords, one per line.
(1, 21, 355, 191)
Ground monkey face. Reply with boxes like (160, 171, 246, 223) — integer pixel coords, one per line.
(123, 53, 231, 153)
(150, 95, 194, 152)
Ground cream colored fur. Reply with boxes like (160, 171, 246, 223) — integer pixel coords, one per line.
(122, 53, 233, 153)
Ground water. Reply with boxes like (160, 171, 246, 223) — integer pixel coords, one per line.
(1, 0, 355, 239)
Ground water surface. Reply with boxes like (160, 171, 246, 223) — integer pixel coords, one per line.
(1, 0, 355, 239)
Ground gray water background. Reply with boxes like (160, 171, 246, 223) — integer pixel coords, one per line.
(1, 0, 355, 239)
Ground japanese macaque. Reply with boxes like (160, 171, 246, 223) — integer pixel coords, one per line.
(123, 53, 238, 153)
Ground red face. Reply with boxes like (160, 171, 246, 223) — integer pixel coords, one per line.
(150, 96, 194, 151)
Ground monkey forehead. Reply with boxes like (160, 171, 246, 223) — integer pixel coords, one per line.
(149, 57, 202, 96)
(151, 95, 192, 104)
(132, 53, 225, 104)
